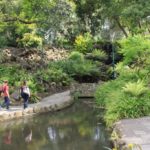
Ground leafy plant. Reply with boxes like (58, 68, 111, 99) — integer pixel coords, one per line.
(19, 33, 42, 48)
(74, 33, 94, 54)
(119, 35, 150, 65)
(122, 80, 148, 97)
(69, 51, 84, 62)
(91, 49, 107, 60)
(30, 93, 40, 103)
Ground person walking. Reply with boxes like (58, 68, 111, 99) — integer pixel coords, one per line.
(2, 80, 10, 110)
(20, 81, 30, 109)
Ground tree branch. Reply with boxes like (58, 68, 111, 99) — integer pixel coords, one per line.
(2, 17, 39, 24)
(114, 17, 128, 38)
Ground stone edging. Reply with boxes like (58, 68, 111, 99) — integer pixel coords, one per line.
(0, 90, 73, 122)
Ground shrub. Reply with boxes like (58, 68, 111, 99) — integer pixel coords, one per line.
(0, 36, 8, 48)
(105, 91, 150, 126)
(119, 35, 150, 65)
(95, 79, 125, 107)
(91, 49, 107, 60)
(19, 33, 42, 48)
(95, 77, 150, 126)
(69, 51, 84, 62)
(95, 35, 150, 126)
(122, 80, 148, 97)
(30, 93, 40, 103)
(48, 52, 100, 82)
(74, 33, 94, 54)
(36, 68, 71, 86)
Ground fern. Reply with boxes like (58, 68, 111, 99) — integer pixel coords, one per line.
(122, 80, 148, 97)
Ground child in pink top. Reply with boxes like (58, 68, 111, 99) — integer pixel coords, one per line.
(2, 80, 10, 110)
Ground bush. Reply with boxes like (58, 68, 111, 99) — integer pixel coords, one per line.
(48, 51, 100, 80)
(95, 78, 150, 126)
(95, 79, 125, 107)
(122, 80, 148, 97)
(0, 64, 42, 104)
(0, 36, 8, 48)
(36, 68, 71, 86)
(30, 93, 40, 103)
(92, 49, 107, 60)
(74, 33, 94, 54)
(105, 91, 150, 126)
(119, 35, 150, 65)
(95, 35, 150, 126)
(69, 51, 84, 62)
(19, 33, 42, 48)
(86, 49, 107, 61)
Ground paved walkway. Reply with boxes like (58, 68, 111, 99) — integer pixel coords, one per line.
(0, 90, 73, 122)
(115, 117, 150, 150)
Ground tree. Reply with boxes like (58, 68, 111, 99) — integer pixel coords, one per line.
(0, 0, 77, 46)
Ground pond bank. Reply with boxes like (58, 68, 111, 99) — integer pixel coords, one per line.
(113, 117, 150, 150)
(0, 90, 73, 122)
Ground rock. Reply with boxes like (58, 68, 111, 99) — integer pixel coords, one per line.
(15, 111, 23, 118)
(33, 107, 41, 113)
(27, 108, 34, 114)
(0, 90, 73, 123)
(70, 82, 102, 97)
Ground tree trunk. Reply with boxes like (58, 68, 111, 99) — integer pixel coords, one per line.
(138, 20, 142, 29)
(114, 17, 128, 38)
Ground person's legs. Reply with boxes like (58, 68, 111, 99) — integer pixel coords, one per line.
(23, 94, 29, 109)
(1, 98, 6, 108)
(4, 97, 10, 110)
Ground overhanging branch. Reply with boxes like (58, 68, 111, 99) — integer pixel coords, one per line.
(2, 17, 39, 24)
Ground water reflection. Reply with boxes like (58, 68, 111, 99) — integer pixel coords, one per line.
(3, 129, 12, 145)
(22, 126, 32, 143)
(93, 127, 100, 141)
(48, 126, 57, 142)
(0, 99, 111, 150)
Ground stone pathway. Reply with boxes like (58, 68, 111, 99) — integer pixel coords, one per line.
(0, 90, 73, 122)
(115, 117, 150, 150)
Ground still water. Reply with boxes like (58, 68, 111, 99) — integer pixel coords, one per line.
(0, 99, 111, 150)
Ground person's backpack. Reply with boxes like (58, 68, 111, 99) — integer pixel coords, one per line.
(0, 85, 3, 96)
(22, 86, 30, 96)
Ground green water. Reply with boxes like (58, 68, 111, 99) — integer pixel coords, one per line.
(0, 99, 111, 150)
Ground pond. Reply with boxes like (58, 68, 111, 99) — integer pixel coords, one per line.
(0, 99, 111, 150)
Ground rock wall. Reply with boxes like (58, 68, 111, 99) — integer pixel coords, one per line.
(70, 82, 103, 97)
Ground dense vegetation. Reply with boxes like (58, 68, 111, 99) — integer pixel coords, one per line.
(1, 0, 150, 125)
(95, 35, 150, 126)
(0, 33, 110, 103)
(1, 0, 150, 48)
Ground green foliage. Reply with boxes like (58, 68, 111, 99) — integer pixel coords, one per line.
(0, 64, 42, 103)
(0, 36, 8, 48)
(19, 33, 42, 48)
(105, 91, 150, 126)
(74, 33, 94, 53)
(96, 78, 150, 126)
(68, 51, 84, 62)
(36, 68, 71, 86)
(0, 65, 30, 86)
(48, 51, 100, 81)
(122, 80, 148, 97)
(95, 35, 150, 126)
(30, 93, 40, 103)
(87, 49, 107, 61)
(95, 79, 125, 107)
(119, 35, 150, 65)
(92, 49, 107, 60)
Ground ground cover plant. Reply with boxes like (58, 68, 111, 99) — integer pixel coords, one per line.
(95, 35, 150, 126)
